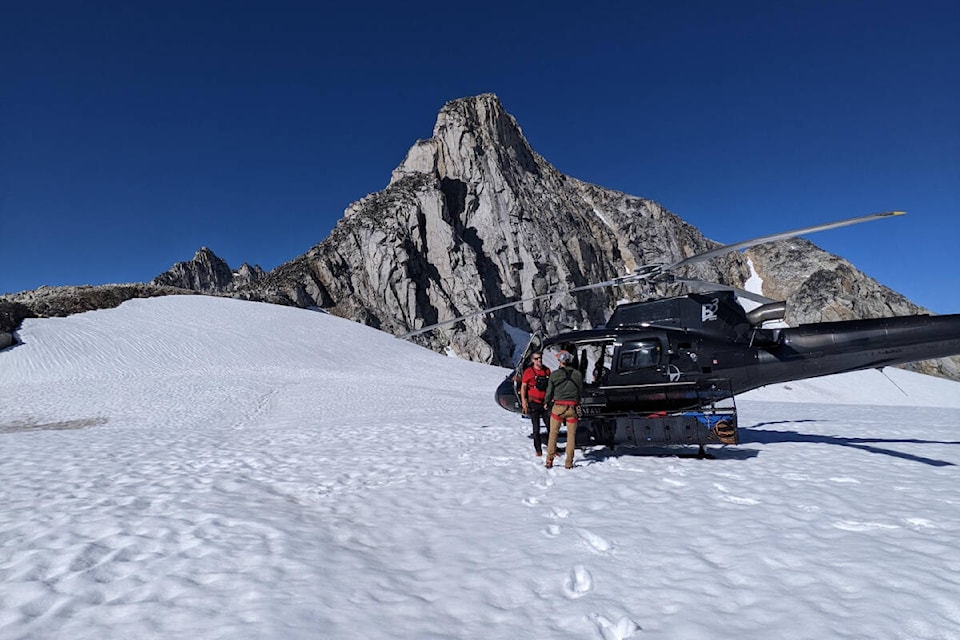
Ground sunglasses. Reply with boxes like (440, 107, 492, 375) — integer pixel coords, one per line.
(531, 357, 542, 360)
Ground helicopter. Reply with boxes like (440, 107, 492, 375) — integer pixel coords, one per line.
(403, 211, 960, 455)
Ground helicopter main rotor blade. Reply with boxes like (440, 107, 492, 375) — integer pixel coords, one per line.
(661, 210, 905, 274)
(399, 210, 905, 339)
(672, 277, 779, 304)
(399, 272, 642, 338)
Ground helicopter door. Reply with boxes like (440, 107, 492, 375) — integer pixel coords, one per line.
(512, 331, 543, 394)
(495, 331, 543, 414)
(516, 331, 543, 373)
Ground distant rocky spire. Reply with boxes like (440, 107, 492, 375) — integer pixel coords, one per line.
(390, 93, 539, 186)
(152, 247, 263, 292)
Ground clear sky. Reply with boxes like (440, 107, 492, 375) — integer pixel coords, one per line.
(2, 0, 957, 312)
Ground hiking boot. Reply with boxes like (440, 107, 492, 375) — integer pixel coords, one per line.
(535, 451, 543, 457)
(545, 459, 553, 469)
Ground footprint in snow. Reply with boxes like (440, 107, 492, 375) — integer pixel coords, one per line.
(713, 482, 759, 505)
(589, 613, 641, 640)
(833, 520, 899, 532)
(563, 564, 594, 598)
(542, 524, 562, 538)
(523, 496, 540, 506)
(532, 477, 554, 490)
(551, 506, 571, 519)
(577, 528, 613, 553)
(716, 471, 742, 480)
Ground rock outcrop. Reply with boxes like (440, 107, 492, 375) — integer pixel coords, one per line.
(152, 248, 264, 292)
(0, 285, 199, 349)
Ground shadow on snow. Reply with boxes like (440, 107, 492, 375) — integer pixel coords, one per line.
(742, 422, 960, 467)
(521, 419, 960, 467)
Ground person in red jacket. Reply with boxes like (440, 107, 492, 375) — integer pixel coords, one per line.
(520, 352, 551, 457)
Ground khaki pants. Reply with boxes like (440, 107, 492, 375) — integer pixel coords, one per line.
(547, 404, 578, 468)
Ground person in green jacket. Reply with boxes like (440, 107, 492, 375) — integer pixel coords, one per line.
(543, 350, 584, 469)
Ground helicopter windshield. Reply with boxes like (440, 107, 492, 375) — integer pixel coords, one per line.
(617, 340, 661, 371)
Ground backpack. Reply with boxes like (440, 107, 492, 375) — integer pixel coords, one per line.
(534, 371, 550, 391)
(555, 368, 578, 395)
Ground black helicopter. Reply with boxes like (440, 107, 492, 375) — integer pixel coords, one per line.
(404, 211, 960, 454)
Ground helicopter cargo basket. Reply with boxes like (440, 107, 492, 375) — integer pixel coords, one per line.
(580, 378, 738, 450)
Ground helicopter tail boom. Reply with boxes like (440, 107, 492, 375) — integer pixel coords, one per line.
(751, 314, 960, 387)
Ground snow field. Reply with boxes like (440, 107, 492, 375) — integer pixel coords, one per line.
(2, 296, 959, 639)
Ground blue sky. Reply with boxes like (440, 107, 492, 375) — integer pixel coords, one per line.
(2, 1, 957, 312)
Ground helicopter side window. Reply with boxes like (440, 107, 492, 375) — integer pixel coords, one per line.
(618, 340, 661, 371)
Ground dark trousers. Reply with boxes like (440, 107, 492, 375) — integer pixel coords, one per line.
(528, 401, 547, 453)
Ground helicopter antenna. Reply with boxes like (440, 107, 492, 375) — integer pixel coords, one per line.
(398, 210, 905, 339)
(878, 367, 909, 396)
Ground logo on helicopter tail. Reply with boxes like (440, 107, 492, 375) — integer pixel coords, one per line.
(701, 298, 720, 322)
